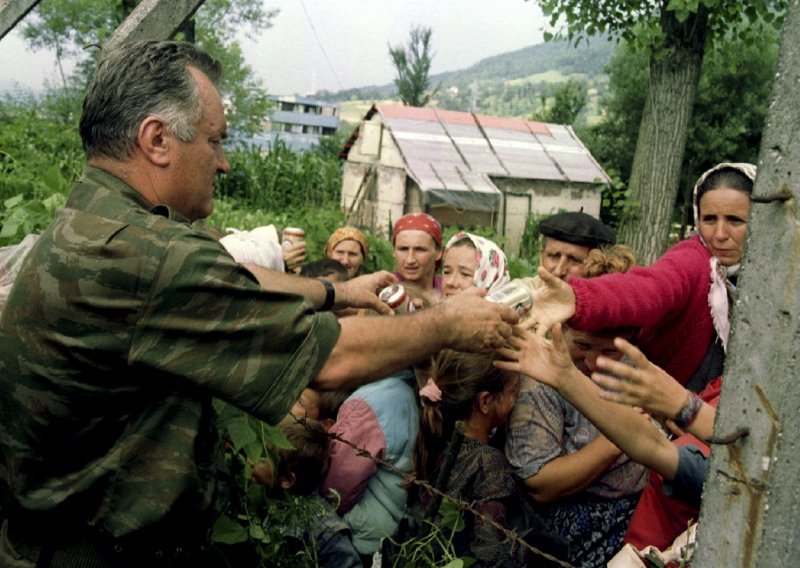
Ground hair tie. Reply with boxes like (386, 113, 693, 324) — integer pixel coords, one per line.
(419, 378, 442, 403)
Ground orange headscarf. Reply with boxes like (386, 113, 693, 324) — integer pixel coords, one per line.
(324, 226, 369, 259)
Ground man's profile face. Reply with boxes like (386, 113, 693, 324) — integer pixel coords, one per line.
(393, 229, 442, 286)
(539, 237, 591, 281)
(167, 66, 230, 221)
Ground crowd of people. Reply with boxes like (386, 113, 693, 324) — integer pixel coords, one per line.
(0, 40, 758, 568)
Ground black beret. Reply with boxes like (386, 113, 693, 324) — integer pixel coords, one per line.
(539, 211, 616, 249)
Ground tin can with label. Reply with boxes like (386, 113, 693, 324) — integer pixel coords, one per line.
(379, 284, 415, 314)
(282, 227, 305, 247)
(485, 280, 533, 316)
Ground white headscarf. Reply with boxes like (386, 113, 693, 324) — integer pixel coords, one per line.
(444, 231, 510, 294)
(691, 162, 757, 351)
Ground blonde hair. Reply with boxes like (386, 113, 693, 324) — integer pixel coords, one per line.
(582, 244, 636, 278)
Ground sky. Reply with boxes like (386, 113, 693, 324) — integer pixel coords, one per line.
(0, 0, 549, 96)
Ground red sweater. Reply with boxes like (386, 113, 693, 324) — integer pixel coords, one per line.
(569, 235, 713, 385)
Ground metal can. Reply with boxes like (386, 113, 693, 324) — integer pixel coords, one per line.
(282, 227, 305, 247)
(485, 280, 533, 316)
(379, 284, 415, 314)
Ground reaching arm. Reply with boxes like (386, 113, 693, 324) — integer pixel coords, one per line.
(316, 288, 518, 390)
(591, 338, 716, 440)
(522, 267, 577, 334)
(243, 263, 395, 314)
(497, 325, 680, 480)
(524, 436, 622, 503)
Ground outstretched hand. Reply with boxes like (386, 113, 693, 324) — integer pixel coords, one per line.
(495, 323, 575, 389)
(592, 338, 688, 419)
(334, 271, 397, 315)
(442, 288, 518, 352)
(523, 267, 577, 336)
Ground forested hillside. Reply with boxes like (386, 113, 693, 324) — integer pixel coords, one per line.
(315, 38, 616, 120)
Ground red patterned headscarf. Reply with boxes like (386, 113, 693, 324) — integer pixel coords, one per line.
(324, 226, 369, 259)
(392, 213, 443, 248)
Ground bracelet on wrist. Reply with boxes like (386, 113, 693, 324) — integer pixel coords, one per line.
(673, 391, 703, 429)
(318, 279, 335, 311)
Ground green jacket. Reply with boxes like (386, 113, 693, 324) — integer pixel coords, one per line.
(0, 167, 339, 541)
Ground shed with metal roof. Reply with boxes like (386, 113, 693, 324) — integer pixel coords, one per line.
(340, 103, 610, 254)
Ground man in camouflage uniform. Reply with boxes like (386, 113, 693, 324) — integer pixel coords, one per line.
(0, 41, 516, 567)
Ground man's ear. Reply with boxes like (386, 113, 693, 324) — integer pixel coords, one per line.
(137, 115, 171, 167)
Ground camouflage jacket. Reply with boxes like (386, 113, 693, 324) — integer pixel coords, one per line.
(0, 167, 339, 541)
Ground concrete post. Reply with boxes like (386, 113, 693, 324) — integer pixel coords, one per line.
(693, 2, 800, 566)
(103, 0, 205, 53)
(0, 0, 39, 41)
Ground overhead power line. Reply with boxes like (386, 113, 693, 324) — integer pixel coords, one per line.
(298, 0, 344, 91)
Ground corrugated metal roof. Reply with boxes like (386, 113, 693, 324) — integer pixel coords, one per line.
(371, 104, 609, 207)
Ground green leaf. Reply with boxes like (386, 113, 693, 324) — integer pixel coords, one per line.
(226, 418, 257, 452)
(263, 423, 294, 450)
(3, 194, 24, 209)
(212, 515, 248, 545)
(442, 560, 463, 568)
(0, 223, 20, 239)
(248, 523, 266, 541)
(41, 166, 66, 194)
(543, 31, 554, 42)
(439, 500, 466, 532)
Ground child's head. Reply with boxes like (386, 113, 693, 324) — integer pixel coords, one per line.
(299, 258, 349, 282)
(252, 417, 330, 496)
(290, 387, 350, 431)
(414, 350, 519, 482)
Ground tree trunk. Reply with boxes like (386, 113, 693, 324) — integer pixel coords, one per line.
(693, 1, 800, 565)
(617, 3, 708, 265)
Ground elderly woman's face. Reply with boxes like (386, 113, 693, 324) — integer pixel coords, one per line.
(698, 187, 751, 266)
(442, 244, 476, 297)
(330, 239, 364, 278)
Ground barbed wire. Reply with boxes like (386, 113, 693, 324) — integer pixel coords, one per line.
(291, 415, 574, 568)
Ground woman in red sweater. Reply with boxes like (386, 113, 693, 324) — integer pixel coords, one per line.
(528, 162, 756, 392)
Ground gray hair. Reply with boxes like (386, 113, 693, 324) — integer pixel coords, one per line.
(79, 41, 222, 160)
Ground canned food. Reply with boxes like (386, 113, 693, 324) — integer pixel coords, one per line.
(379, 284, 415, 314)
(282, 227, 305, 247)
(485, 280, 533, 316)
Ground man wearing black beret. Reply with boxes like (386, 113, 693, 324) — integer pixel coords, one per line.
(537, 211, 616, 281)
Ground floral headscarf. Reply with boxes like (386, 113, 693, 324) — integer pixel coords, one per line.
(324, 227, 369, 259)
(444, 231, 510, 294)
(691, 162, 757, 351)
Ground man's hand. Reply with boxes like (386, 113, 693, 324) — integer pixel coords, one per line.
(333, 271, 397, 315)
(592, 338, 688, 419)
(496, 323, 575, 389)
(282, 241, 306, 273)
(440, 288, 518, 352)
(524, 267, 577, 335)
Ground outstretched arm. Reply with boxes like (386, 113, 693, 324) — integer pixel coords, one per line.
(317, 289, 518, 389)
(497, 325, 679, 480)
(591, 338, 716, 440)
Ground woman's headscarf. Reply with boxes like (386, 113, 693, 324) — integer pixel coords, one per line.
(324, 227, 369, 259)
(392, 213, 443, 247)
(444, 231, 510, 294)
(691, 162, 757, 351)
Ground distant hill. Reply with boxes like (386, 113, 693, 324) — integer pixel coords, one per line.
(313, 38, 617, 121)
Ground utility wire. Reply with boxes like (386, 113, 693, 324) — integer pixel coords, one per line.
(298, 0, 345, 91)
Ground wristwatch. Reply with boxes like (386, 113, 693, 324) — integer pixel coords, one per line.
(318, 279, 335, 311)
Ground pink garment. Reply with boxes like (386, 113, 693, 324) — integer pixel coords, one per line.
(321, 398, 385, 513)
(568, 235, 713, 385)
